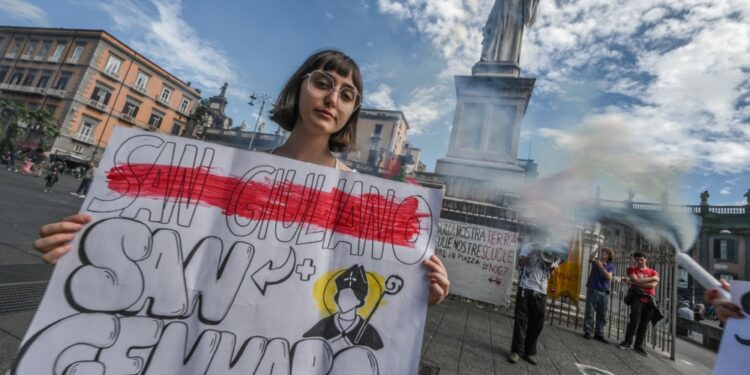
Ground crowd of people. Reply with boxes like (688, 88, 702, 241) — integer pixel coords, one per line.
(2, 148, 96, 196)
(508, 243, 742, 365)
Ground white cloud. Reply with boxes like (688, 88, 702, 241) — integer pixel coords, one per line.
(0, 0, 48, 25)
(365, 81, 452, 135)
(366, 83, 396, 109)
(91, 0, 238, 94)
(719, 187, 731, 195)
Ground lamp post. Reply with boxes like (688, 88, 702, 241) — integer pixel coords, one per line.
(247, 92, 270, 151)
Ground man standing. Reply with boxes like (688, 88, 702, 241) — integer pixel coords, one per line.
(618, 251, 659, 357)
(71, 163, 95, 198)
(508, 242, 561, 365)
(583, 247, 615, 343)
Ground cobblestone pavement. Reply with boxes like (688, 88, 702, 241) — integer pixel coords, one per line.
(0, 168, 717, 374)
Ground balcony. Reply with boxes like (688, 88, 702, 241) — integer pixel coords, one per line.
(87, 99, 109, 113)
(5, 53, 16, 59)
(155, 95, 170, 107)
(73, 133, 95, 145)
(102, 69, 120, 81)
(20, 54, 30, 60)
(132, 84, 148, 96)
(119, 112, 137, 124)
(0, 83, 66, 98)
(33, 55, 42, 61)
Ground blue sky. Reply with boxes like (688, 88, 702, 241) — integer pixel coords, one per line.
(0, 0, 748, 205)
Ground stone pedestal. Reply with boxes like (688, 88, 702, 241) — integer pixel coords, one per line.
(434, 74, 536, 203)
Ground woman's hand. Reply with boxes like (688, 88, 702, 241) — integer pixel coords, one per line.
(704, 280, 744, 322)
(425, 255, 450, 306)
(33, 214, 92, 264)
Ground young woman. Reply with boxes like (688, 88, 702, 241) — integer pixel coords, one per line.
(32, 49, 450, 306)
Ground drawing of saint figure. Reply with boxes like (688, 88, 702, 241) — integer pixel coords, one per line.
(304, 265, 383, 353)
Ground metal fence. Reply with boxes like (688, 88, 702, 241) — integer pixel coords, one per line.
(439, 198, 678, 359)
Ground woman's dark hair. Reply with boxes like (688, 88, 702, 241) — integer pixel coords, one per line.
(269, 49, 362, 153)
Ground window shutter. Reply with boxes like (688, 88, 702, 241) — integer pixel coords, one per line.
(728, 240, 737, 262)
(713, 239, 720, 259)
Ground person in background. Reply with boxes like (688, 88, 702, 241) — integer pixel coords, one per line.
(677, 301, 694, 338)
(508, 242, 562, 366)
(583, 247, 615, 343)
(618, 251, 659, 357)
(71, 163, 95, 198)
(43, 169, 59, 193)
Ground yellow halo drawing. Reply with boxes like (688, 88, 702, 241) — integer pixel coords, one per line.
(312, 267, 386, 317)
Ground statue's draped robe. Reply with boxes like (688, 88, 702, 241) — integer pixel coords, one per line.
(480, 0, 539, 65)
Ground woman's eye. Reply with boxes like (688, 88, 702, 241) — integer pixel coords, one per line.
(341, 89, 355, 102)
(315, 79, 332, 90)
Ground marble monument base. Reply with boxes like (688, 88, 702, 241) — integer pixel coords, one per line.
(472, 61, 521, 77)
(434, 72, 536, 203)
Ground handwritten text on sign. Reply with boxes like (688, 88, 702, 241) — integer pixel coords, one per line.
(14, 128, 443, 375)
(436, 219, 518, 306)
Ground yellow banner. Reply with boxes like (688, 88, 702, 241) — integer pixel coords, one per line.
(547, 231, 583, 303)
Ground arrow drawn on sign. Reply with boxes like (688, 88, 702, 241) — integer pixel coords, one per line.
(251, 246, 296, 295)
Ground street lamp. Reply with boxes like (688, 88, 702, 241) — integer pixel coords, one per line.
(247, 92, 270, 151)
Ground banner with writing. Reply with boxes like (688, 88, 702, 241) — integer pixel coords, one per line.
(547, 231, 583, 303)
(436, 219, 518, 306)
(13, 127, 443, 375)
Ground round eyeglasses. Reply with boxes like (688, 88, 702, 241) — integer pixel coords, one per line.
(304, 70, 361, 111)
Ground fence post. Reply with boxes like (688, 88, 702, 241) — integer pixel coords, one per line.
(670, 252, 678, 360)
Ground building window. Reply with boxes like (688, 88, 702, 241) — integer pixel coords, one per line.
(49, 43, 65, 62)
(104, 55, 122, 77)
(22, 40, 36, 59)
(134, 72, 149, 91)
(159, 86, 172, 103)
(9, 70, 24, 85)
(718, 274, 734, 282)
(73, 144, 83, 153)
(22, 70, 37, 86)
(90, 85, 112, 105)
(54, 72, 72, 90)
(67, 44, 84, 64)
(179, 98, 191, 114)
(37, 70, 52, 88)
(374, 124, 383, 136)
(171, 121, 183, 135)
(122, 98, 140, 117)
(148, 110, 164, 130)
(76, 117, 98, 143)
(37, 41, 51, 60)
(6, 39, 22, 57)
(0, 66, 8, 83)
(714, 239, 737, 262)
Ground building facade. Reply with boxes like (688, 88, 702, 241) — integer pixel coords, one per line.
(343, 108, 410, 172)
(0, 26, 200, 163)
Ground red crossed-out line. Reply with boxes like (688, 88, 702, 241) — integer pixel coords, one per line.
(106, 164, 430, 247)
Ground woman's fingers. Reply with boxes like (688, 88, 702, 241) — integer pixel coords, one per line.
(33, 232, 76, 253)
(40, 244, 72, 264)
(39, 220, 84, 238)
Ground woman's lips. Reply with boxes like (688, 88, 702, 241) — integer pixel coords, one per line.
(315, 109, 335, 120)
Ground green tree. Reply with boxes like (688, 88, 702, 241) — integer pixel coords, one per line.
(0, 97, 59, 153)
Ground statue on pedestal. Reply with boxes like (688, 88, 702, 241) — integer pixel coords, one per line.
(480, 0, 540, 65)
(700, 190, 710, 205)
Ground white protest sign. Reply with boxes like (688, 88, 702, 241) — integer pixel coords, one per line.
(714, 280, 750, 375)
(436, 219, 518, 306)
(13, 127, 443, 375)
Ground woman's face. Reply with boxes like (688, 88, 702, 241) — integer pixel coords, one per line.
(297, 69, 359, 137)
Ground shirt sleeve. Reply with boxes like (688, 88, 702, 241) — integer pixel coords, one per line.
(606, 263, 615, 273)
(626, 267, 635, 277)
